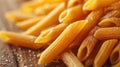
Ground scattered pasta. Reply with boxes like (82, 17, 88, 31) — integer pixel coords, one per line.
(0, 0, 120, 67)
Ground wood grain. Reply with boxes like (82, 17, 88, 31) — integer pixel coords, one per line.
(0, 0, 66, 67)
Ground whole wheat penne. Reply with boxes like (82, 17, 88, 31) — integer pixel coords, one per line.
(34, 3, 59, 16)
(110, 42, 120, 65)
(94, 27, 120, 40)
(94, 39, 118, 67)
(38, 20, 87, 64)
(70, 9, 104, 47)
(5, 11, 35, 22)
(98, 18, 120, 27)
(77, 35, 98, 61)
(61, 50, 84, 67)
(67, 0, 83, 8)
(59, 5, 88, 23)
(112, 61, 120, 67)
(24, 3, 66, 36)
(0, 31, 43, 49)
(102, 10, 120, 19)
(35, 23, 68, 44)
(85, 42, 102, 67)
(16, 16, 45, 30)
(83, 0, 118, 10)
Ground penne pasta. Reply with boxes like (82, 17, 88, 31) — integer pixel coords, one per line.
(94, 27, 120, 40)
(24, 3, 66, 36)
(94, 39, 118, 67)
(16, 16, 45, 30)
(20, 0, 45, 13)
(67, 0, 83, 8)
(83, 0, 118, 10)
(5, 11, 35, 22)
(105, 1, 120, 11)
(77, 35, 98, 61)
(38, 20, 87, 64)
(98, 18, 120, 27)
(59, 4, 88, 23)
(70, 9, 104, 47)
(84, 42, 102, 67)
(34, 3, 59, 16)
(0, 31, 43, 49)
(112, 61, 120, 67)
(61, 50, 84, 67)
(102, 10, 120, 19)
(35, 23, 68, 44)
(20, 0, 67, 13)
(110, 42, 120, 65)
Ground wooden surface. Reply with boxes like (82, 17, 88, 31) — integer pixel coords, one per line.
(0, 0, 66, 67)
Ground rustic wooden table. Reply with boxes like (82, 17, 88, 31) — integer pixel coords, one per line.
(0, 0, 66, 67)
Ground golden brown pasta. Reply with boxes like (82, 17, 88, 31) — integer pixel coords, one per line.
(94, 27, 120, 40)
(61, 50, 84, 67)
(16, 16, 45, 30)
(84, 42, 102, 67)
(102, 10, 120, 19)
(34, 3, 59, 15)
(98, 18, 120, 27)
(5, 11, 35, 22)
(0, 31, 43, 49)
(110, 42, 120, 65)
(112, 61, 120, 67)
(105, 1, 120, 11)
(94, 39, 118, 67)
(77, 35, 98, 61)
(21, 0, 67, 13)
(38, 20, 87, 64)
(70, 9, 104, 47)
(35, 23, 68, 44)
(24, 3, 66, 36)
(83, 0, 118, 10)
(59, 4, 88, 23)
(67, 0, 83, 8)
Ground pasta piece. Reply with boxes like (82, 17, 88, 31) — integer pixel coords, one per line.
(94, 27, 120, 40)
(77, 35, 98, 61)
(67, 0, 83, 8)
(34, 3, 59, 15)
(16, 16, 45, 30)
(20, 0, 67, 13)
(61, 50, 84, 67)
(98, 18, 120, 27)
(0, 31, 43, 49)
(77, 26, 99, 61)
(84, 42, 102, 67)
(38, 20, 87, 64)
(20, 0, 45, 13)
(94, 39, 118, 67)
(112, 61, 120, 67)
(35, 23, 68, 44)
(110, 42, 120, 65)
(70, 9, 104, 47)
(102, 10, 120, 19)
(59, 5, 88, 23)
(5, 11, 35, 22)
(83, 0, 118, 10)
(105, 1, 120, 11)
(24, 3, 66, 36)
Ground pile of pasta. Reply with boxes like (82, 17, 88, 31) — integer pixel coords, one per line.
(0, 0, 120, 67)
